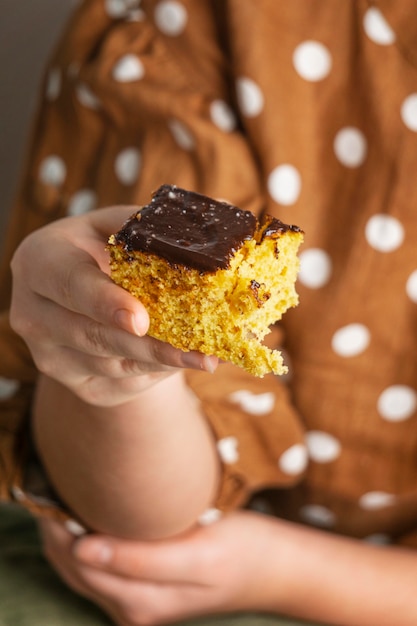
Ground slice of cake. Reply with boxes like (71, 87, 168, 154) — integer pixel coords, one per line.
(107, 184, 303, 377)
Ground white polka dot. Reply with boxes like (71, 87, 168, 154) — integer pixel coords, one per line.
(11, 486, 25, 502)
(210, 99, 237, 132)
(406, 269, 417, 303)
(115, 148, 141, 185)
(299, 504, 336, 528)
(26, 493, 58, 508)
(65, 519, 87, 536)
(105, 0, 127, 16)
(305, 431, 341, 463)
(331, 323, 370, 357)
(127, 9, 145, 22)
(359, 491, 396, 510)
(267, 164, 301, 206)
(39, 155, 67, 187)
(298, 248, 332, 289)
(75, 83, 100, 109)
(105, 0, 141, 18)
(217, 436, 239, 464)
(236, 77, 264, 118)
(112, 54, 144, 82)
(334, 127, 367, 168)
(365, 214, 404, 252)
(168, 119, 195, 150)
(198, 508, 222, 525)
(228, 390, 275, 415)
(46, 68, 62, 101)
(0, 377, 20, 400)
(401, 94, 417, 132)
(67, 189, 97, 216)
(293, 40, 332, 82)
(363, 7, 396, 45)
(154, 1, 188, 36)
(377, 385, 417, 422)
(363, 533, 391, 545)
(278, 443, 308, 476)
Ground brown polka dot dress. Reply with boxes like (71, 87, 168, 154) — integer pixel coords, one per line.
(1, 0, 417, 545)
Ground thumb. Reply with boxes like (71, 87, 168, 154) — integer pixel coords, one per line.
(73, 530, 205, 583)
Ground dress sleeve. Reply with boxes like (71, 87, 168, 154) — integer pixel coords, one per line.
(0, 0, 307, 528)
(186, 361, 307, 513)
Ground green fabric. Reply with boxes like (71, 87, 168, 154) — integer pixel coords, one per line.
(0, 504, 320, 626)
(0, 504, 112, 626)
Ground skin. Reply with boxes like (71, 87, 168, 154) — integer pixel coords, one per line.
(10, 207, 417, 625)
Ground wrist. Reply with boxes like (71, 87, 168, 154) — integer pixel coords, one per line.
(241, 516, 339, 616)
(247, 515, 304, 612)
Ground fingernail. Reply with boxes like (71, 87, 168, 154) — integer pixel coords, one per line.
(74, 540, 113, 565)
(180, 352, 217, 372)
(114, 309, 145, 336)
(203, 355, 218, 374)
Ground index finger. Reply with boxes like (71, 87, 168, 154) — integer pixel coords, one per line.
(73, 531, 206, 584)
(15, 227, 149, 337)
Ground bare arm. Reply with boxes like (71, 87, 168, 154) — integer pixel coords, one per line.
(263, 516, 416, 626)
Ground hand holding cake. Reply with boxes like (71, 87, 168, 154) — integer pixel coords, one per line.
(10, 202, 217, 409)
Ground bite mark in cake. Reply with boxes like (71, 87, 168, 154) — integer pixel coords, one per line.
(108, 185, 303, 377)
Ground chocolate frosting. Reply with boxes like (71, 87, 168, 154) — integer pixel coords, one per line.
(115, 185, 300, 272)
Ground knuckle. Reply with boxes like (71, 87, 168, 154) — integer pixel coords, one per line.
(119, 358, 145, 377)
(10, 247, 22, 277)
(9, 307, 31, 339)
(58, 259, 82, 311)
(97, 357, 146, 379)
(32, 350, 58, 379)
(11, 232, 45, 290)
(90, 356, 123, 378)
(31, 351, 49, 375)
(84, 320, 111, 356)
(10, 302, 44, 345)
(150, 339, 185, 370)
(10, 236, 32, 276)
(59, 258, 109, 326)
(150, 339, 171, 365)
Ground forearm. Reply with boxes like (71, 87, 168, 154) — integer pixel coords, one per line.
(261, 518, 417, 626)
(32, 372, 220, 540)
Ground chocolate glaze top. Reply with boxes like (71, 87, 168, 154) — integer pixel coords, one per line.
(114, 184, 301, 272)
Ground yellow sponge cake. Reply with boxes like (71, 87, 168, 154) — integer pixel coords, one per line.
(108, 185, 303, 377)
